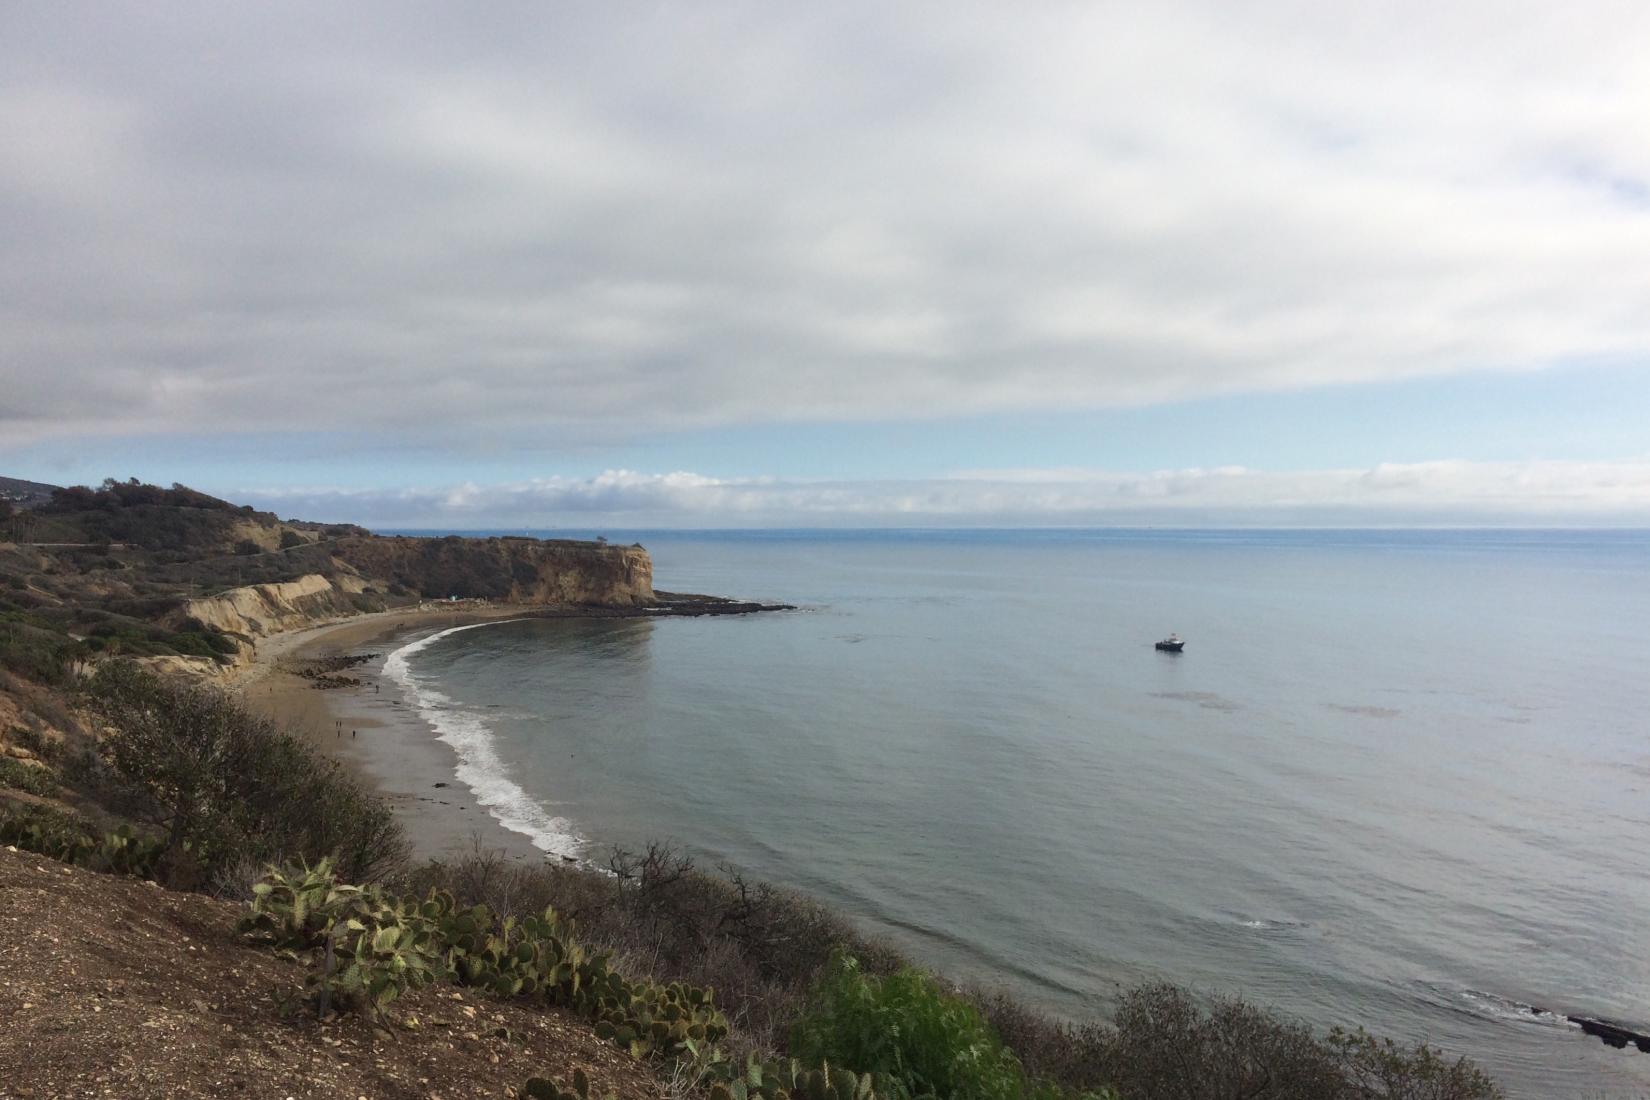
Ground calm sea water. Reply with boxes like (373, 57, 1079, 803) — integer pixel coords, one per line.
(384, 529, 1650, 1098)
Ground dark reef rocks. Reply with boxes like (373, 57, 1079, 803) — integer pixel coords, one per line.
(1570, 1016, 1650, 1053)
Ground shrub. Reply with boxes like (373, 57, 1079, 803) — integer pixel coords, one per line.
(0, 803, 164, 878)
(965, 988, 1111, 1093)
(1098, 983, 1343, 1099)
(790, 955, 1101, 1100)
(0, 614, 72, 683)
(82, 661, 407, 886)
(10, 719, 64, 764)
(0, 802, 93, 857)
(233, 539, 261, 556)
(279, 529, 305, 549)
(1329, 1027, 1502, 1099)
(0, 755, 60, 796)
(397, 842, 902, 1058)
(1094, 984, 1501, 1100)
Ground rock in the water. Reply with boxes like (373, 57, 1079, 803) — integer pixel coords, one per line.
(1570, 1015, 1650, 1053)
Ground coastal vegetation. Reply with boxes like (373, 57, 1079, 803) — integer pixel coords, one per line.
(0, 654, 1503, 1098)
(399, 846, 1499, 1100)
(0, 478, 1504, 1097)
(78, 662, 406, 886)
(0, 478, 652, 691)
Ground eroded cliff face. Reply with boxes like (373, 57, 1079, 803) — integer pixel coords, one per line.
(174, 538, 653, 645)
(328, 536, 653, 608)
(179, 573, 368, 638)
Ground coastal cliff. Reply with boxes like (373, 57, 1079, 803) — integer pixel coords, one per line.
(330, 535, 653, 607)
(178, 573, 369, 638)
(172, 537, 654, 644)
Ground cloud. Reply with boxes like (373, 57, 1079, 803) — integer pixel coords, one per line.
(237, 460, 1650, 528)
(2, 2, 1649, 451)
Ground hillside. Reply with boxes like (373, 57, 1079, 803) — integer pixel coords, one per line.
(0, 846, 661, 1100)
(0, 477, 1505, 1100)
(0, 478, 657, 683)
(0, 475, 59, 507)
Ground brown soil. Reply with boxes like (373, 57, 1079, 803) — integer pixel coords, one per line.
(0, 847, 664, 1100)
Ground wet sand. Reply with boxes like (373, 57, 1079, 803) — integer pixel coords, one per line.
(238, 606, 553, 864)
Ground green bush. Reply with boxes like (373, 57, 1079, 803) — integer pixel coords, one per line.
(0, 755, 60, 796)
(160, 627, 239, 662)
(0, 614, 72, 683)
(791, 956, 1105, 1100)
(0, 803, 93, 857)
(0, 804, 164, 878)
(83, 662, 406, 885)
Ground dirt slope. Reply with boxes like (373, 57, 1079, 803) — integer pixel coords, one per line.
(0, 848, 663, 1100)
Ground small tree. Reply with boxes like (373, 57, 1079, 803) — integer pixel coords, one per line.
(233, 538, 261, 556)
(89, 662, 249, 861)
(279, 529, 305, 549)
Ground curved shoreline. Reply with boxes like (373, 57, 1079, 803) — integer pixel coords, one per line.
(383, 620, 586, 860)
(235, 596, 795, 863)
(239, 607, 558, 863)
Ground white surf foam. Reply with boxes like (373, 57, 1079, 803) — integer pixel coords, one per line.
(383, 620, 584, 859)
(1453, 988, 1578, 1031)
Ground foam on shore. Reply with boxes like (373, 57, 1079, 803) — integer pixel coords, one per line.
(383, 620, 584, 859)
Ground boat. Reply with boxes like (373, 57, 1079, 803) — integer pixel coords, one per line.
(1155, 633, 1185, 652)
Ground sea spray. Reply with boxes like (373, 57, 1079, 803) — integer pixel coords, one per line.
(383, 620, 584, 858)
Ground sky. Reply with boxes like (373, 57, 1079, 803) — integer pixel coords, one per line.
(2, 2, 1648, 527)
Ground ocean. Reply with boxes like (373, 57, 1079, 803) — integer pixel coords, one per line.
(380, 528, 1650, 1098)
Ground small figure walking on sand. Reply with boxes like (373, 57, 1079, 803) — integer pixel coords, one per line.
(352, 729, 357, 739)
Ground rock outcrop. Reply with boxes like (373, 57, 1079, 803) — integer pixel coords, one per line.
(329, 536, 653, 607)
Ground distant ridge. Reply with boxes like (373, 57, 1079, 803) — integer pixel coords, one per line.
(0, 475, 60, 507)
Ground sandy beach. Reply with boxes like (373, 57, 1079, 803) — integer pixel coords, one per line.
(237, 605, 554, 864)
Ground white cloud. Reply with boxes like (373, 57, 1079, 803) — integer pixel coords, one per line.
(239, 460, 1650, 528)
(1, 2, 1648, 449)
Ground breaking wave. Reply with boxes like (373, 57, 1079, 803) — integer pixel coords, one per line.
(383, 621, 583, 858)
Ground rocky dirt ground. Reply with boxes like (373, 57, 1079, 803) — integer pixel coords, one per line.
(0, 847, 663, 1100)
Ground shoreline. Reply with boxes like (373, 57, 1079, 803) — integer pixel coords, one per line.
(239, 605, 569, 865)
(235, 596, 796, 866)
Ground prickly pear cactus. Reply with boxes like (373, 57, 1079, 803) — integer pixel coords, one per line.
(707, 1056, 884, 1100)
(239, 861, 729, 1053)
(523, 1068, 614, 1100)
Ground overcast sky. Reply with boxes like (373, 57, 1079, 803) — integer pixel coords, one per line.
(3, 2, 1648, 526)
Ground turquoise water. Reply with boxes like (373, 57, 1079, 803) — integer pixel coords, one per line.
(386, 529, 1650, 1097)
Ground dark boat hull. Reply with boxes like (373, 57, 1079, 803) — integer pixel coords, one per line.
(1155, 641, 1185, 652)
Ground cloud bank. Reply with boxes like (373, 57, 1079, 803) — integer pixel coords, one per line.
(238, 461, 1650, 528)
(3, 2, 1649, 451)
